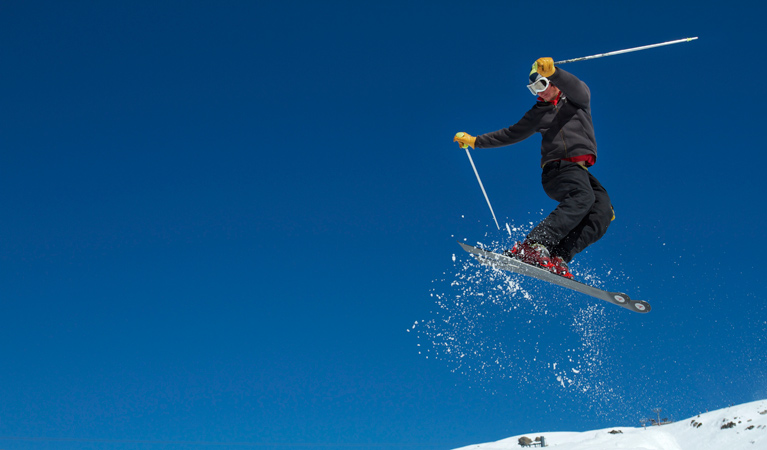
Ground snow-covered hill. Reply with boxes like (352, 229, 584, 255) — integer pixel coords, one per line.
(455, 399, 767, 450)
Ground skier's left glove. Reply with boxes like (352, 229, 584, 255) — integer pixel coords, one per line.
(531, 57, 556, 78)
(453, 132, 476, 149)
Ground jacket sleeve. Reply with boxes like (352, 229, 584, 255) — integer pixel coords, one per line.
(549, 68, 590, 108)
(475, 108, 539, 149)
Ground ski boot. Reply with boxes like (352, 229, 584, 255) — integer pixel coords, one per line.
(549, 255, 574, 279)
(505, 241, 554, 270)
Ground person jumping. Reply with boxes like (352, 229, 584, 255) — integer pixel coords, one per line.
(454, 58, 614, 279)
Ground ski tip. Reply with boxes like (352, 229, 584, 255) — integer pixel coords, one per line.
(457, 240, 474, 251)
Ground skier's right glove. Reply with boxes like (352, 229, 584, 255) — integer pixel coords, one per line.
(453, 132, 476, 149)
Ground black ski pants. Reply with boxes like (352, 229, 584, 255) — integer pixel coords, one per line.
(526, 160, 612, 262)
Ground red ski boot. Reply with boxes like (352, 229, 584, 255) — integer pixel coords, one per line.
(505, 241, 554, 270)
(549, 255, 574, 279)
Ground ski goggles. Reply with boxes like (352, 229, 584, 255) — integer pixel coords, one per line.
(527, 76, 550, 95)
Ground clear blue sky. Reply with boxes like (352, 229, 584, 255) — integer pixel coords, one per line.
(1, 1, 766, 449)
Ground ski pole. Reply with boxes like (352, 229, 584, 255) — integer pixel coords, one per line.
(464, 147, 500, 230)
(554, 37, 698, 65)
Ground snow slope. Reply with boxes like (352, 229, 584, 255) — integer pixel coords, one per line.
(455, 399, 767, 450)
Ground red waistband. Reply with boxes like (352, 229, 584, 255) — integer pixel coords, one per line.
(561, 154, 595, 167)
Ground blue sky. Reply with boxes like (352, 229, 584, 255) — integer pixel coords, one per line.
(1, 1, 766, 449)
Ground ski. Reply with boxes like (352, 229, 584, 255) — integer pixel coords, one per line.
(458, 241, 651, 313)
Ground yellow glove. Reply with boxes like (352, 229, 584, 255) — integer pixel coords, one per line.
(531, 57, 556, 78)
(453, 132, 476, 149)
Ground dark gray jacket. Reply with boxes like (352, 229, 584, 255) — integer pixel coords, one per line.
(475, 68, 597, 167)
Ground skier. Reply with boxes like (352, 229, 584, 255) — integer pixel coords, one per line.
(453, 57, 613, 279)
